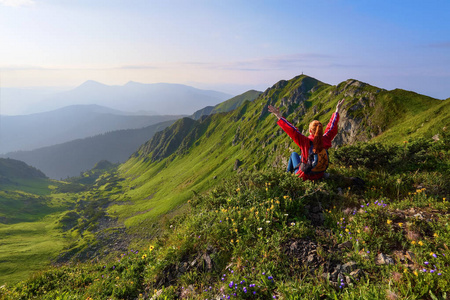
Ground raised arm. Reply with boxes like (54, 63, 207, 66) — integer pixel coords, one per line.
(323, 98, 345, 140)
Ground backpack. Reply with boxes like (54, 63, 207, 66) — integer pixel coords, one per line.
(299, 142, 329, 175)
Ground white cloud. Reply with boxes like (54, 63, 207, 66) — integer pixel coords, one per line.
(0, 0, 35, 7)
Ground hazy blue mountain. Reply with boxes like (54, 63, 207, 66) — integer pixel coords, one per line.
(1, 119, 177, 179)
(0, 104, 182, 154)
(28, 80, 233, 115)
(0, 86, 67, 116)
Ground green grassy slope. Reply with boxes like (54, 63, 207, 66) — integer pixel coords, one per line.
(105, 75, 448, 236)
(2, 134, 448, 298)
(0, 74, 448, 297)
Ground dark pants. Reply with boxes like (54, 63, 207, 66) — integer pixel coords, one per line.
(287, 152, 301, 173)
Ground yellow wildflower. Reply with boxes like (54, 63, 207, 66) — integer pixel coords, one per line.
(357, 230, 361, 233)
(413, 271, 418, 277)
(236, 239, 239, 243)
(236, 188, 240, 192)
(149, 245, 154, 251)
(142, 254, 147, 259)
(403, 269, 408, 273)
(231, 239, 234, 243)
(411, 241, 416, 245)
(387, 220, 392, 225)
(433, 233, 439, 238)
(418, 241, 424, 246)
(345, 228, 349, 232)
(398, 223, 403, 227)
(234, 229, 238, 232)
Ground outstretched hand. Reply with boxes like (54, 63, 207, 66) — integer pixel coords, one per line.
(268, 105, 282, 119)
(336, 98, 345, 113)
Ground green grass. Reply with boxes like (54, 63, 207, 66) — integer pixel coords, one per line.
(0, 75, 449, 298)
(1, 151, 448, 298)
(0, 214, 67, 285)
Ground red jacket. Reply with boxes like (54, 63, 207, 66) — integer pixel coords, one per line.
(277, 112, 340, 181)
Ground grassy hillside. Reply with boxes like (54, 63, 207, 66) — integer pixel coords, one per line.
(0, 75, 449, 298)
(1, 135, 448, 299)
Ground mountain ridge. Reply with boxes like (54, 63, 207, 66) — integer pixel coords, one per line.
(0, 105, 182, 154)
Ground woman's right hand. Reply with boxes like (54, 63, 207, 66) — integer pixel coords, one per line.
(336, 98, 345, 113)
(268, 105, 282, 119)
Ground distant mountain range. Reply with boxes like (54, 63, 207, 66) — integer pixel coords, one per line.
(2, 120, 176, 179)
(0, 104, 182, 154)
(18, 80, 233, 115)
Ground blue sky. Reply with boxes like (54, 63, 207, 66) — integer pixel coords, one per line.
(1, 0, 449, 98)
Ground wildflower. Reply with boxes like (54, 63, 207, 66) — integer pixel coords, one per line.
(257, 227, 262, 231)
(290, 222, 295, 226)
(266, 220, 271, 224)
(432, 253, 437, 258)
(433, 233, 439, 238)
(231, 239, 234, 243)
(411, 241, 416, 245)
(236, 188, 240, 192)
(438, 273, 442, 276)
(418, 241, 424, 246)
(387, 220, 392, 225)
(404, 269, 408, 273)
(345, 228, 349, 232)
(149, 245, 154, 251)
(398, 223, 403, 227)
(142, 254, 147, 259)
(414, 271, 418, 276)
(424, 261, 429, 265)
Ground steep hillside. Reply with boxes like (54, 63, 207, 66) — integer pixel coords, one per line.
(89, 75, 447, 236)
(3, 120, 177, 179)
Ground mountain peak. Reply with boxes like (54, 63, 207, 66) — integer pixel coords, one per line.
(78, 80, 106, 88)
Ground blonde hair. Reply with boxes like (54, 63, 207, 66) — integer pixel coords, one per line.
(309, 120, 323, 153)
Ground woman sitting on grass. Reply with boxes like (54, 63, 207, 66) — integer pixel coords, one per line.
(268, 99, 345, 181)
